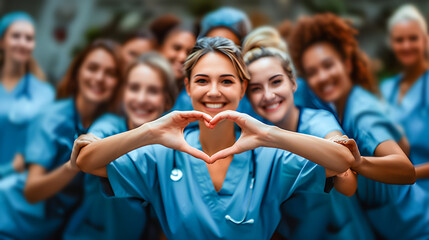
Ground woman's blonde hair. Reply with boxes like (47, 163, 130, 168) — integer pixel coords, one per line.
(124, 52, 177, 110)
(184, 37, 250, 83)
(242, 26, 296, 83)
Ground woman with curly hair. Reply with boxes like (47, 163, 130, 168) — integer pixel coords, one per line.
(289, 13, 429, 239)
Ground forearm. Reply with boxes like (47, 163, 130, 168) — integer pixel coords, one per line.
(77, 123, 154, 173)
(333, 169, 357, 197)
(24, 163, 79, 203)
(264, 126, 353, 172)
(354, 155, 416, 184)
(415, 162, 429, 179)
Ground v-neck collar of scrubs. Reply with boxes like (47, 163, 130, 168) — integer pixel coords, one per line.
(392, 70, 428, 109)
(0, 73, 29, 97)
(185, 125, 252, 196)
(72, 98, 89, 139)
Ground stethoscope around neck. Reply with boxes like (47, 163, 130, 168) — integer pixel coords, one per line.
(170, 149, 256, 225)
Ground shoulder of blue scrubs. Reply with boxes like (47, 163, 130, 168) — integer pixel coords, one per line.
(294, 78, 331, 111)
(88, 113, 127, 139)
(103, 144, 165, 201)
(25, 98, 75, 169)
(343, 86, 402, 156)
(258, 147, 326, 202)
(379, 74, 400, 104)
(298, 107, 344, 138)
(172, 88, 193, 111)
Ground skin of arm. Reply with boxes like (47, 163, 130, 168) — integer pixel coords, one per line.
(325, 132, 357, 197)
(415, 163, 429, 179)
(77, 111, 213, 177)
(24, 134, 101, 203)
(209, 111, 354, 173)
(350, 140, 416, 185)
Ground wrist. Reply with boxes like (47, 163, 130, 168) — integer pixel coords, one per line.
(351, 156, 365, 172)
(260, 125, 279, 148)
(137, 122, 158, 146)
(66, 160, 80, 173)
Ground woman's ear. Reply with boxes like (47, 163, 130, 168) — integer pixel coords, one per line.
(240, 79, 248, 99)
(185, 77, 191, 96)
(291, 78, 298, 93)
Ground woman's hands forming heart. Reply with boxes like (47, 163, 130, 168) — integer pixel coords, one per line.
(146, 110, 272, 164)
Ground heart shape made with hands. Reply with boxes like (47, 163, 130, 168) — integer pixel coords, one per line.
(166, 110, 265, 164)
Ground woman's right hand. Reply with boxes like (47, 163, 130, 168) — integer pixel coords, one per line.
(145, 111, 213, 163)
(328, 135, 362, 170)
(68, 133, 100, 171)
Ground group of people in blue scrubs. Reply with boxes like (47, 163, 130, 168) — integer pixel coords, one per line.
(0, 3, 428, 240)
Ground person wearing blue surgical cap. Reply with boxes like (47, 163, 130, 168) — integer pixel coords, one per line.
(172, 7, 260, 122)
(0, 12, 54, 179)
(0, 39, 123, 239)
(290, 13, 429, 239)
(382, 4, 429, 191)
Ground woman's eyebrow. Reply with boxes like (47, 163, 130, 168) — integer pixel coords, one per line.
(269, 74, 283, 81)
(219, 74, 236, 78)
(193, 74, 209, 79)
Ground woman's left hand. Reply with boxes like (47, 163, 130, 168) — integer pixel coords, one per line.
(208, 110, 272, 163)
(69, 133, 100, 171)
(328, 135, 362, 170)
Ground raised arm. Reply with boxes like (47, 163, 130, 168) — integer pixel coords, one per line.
(77, 111, 213, 177)
(209, 111, 354, 173)
(24, 134, 99, 203)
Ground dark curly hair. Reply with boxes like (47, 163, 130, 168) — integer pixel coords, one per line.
(289, 13, 378, 94)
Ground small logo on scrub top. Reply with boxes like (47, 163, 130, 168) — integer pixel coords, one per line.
(170, 168, 183, 181)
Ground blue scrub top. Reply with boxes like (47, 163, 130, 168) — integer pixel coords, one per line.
(381, 71, 429, 189)
(0, 98, 87, 239)
(0, 73, 54, 175)
(63, 114, 147, 240)
(277, 108, 375, 239)
(102, 125, 327, 240)
(329, 86, 429, 239)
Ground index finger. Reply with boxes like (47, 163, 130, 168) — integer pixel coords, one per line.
(179, 111, 213, 123)
(210, 111, 245, 127)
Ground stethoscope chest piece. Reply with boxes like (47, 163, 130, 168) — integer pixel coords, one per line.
(170, 168, 183, 181)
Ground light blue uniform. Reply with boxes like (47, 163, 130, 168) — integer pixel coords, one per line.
(0, 73, 54, 178)
(381, 71, 429, 190)
(173, 88, 263, 121)
(327, 86, 429, 239)
(0, 98, 86, 239)
(102, 125, 327, 240)
(275, 108, 375, 240)
(63, 114, 147, 240)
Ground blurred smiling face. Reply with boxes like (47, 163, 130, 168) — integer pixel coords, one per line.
(391, 20, 428, 67)
(121, 39, 154, 67)
(1, 21, 35, 64)
(302, 42, 353, 103)
(160, 31, 196, 80)
(247, 57, 296, 124)
(124, 64, 166, 129)
(186, 52, 247, 117)
(77, 48, 119, 105)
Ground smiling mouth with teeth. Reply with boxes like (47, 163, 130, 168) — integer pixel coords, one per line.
(204, 103, 224, 109)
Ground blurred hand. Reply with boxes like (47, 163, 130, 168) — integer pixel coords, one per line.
(12, 153, 25, 172)
(146, 111, 213, 163)
(328, 135, 362, 170)
(69, 133, 100, 171)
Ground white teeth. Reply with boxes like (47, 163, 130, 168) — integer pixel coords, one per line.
(265, 103, 280, 110)
(135, 110, 149, 115)
(322, 84, 334, 94)
(205, 103, 223, 109)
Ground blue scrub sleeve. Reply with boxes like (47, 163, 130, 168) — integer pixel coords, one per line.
(88, 114, 125, 139)
(25, 114, 58, 169)
(354, 109, 403, 156)
(279, 151, 327, 202)
(103, 145, 160, 202)
(303, 109, 344, 138)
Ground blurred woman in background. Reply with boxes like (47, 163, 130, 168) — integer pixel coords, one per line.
(289, 13, 429, 239)
(0, 12, 54, 179)
(149, 14, 196, 91)
(381, 4, 429, 191)
(63, 52, 177, 240)
(121, 29, 156, 71)
(0, 39, 123, 239)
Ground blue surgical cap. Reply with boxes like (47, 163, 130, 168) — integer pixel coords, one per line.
(199, 7, 251, 43)
(0, 12, 34, 38)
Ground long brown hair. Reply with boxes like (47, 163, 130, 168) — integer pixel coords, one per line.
(289, 13, 378, 94)
(56, 39, 124, 112)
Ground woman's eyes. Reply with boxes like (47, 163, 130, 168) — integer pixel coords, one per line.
(221, 79, 234, 84)
(195, 78, 208, 84)
(249, 86, 262, 92)
(272, 79, 282, 85)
